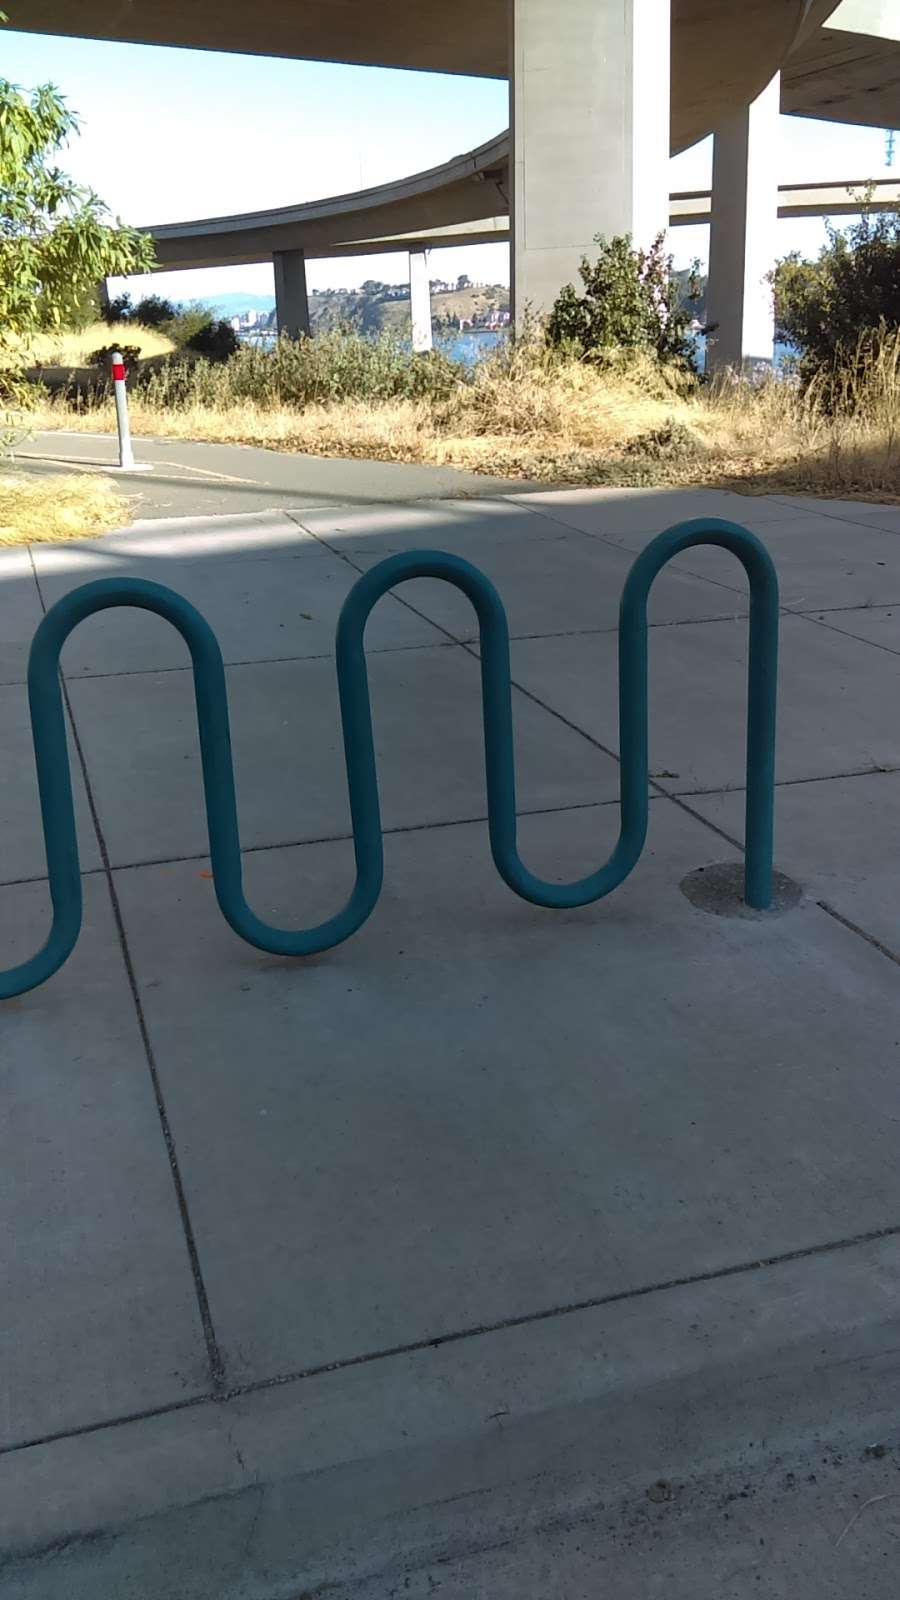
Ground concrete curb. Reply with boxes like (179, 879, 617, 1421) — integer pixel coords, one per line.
(3, 1232, 900, 1598)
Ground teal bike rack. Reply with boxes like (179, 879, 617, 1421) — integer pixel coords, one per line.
(0, 517, 778, 1000)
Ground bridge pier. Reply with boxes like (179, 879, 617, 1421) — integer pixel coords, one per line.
(510, 0, 670, 323)
(409, 249, 433, 352)
(705, 73, 779, 374)
(273, 247, 311, 338)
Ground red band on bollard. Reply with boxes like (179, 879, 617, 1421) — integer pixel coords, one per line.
(111, 360, 126, 382)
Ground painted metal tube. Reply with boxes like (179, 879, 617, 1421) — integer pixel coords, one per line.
(0, 518, 778, 999)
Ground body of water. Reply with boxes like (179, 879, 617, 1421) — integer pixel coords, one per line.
(446, 329, 797, 373)
(436, 328, 507, 365)
(692, 331, 796, 373)
(239, 326, 795, 373)
(237, 326, 506, 365)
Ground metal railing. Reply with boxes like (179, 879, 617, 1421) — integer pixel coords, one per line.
(1, 518, 779, 1000)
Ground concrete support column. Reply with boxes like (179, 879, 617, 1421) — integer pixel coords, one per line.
(705, 73, 780, 375)
(273, 248, 310, 339)
(409, 249, 433, 352)
(510, 0, 670, 323)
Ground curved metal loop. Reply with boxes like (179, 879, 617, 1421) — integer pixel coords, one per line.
(1, 516, 778, 1000)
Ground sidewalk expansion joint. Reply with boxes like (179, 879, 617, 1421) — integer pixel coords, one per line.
(6, 1217, 900, 1460)
(817, 900, 900, 970)
(27, 550, 226, 1394)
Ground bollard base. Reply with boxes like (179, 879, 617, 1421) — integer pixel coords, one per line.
(680, 860, 802, 918)
(105, 462, 154, 473)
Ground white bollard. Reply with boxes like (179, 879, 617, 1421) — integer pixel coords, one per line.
(111, 350, 135, 469)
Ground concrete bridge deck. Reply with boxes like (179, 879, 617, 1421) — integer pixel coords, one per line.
(145, 152, 900, 272)
(3, 477, 900, 1595)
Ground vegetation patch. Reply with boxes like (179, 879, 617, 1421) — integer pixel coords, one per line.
(7, 88, 900, 510)
(0, 473, 126, 545)
(772, 204, 900, 394)
(0, 79, 153, 434)
(25, 322, 176, 368)
(546, 232, 700, 377)
(31, 309, 900, 500)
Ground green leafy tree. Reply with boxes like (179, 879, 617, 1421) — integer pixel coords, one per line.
(772, 203, 900, 390)
(161, 302, 216, 346)
(184, 317, 239, 361)
(0, 79, 155, 413)
(103, 291, 133, 324)
(131, 293, 177, 327)
(546, 233, 698, 372)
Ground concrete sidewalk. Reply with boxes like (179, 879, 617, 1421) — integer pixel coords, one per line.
(3, 484, 900, 1596)
(14, 429, 532, 518)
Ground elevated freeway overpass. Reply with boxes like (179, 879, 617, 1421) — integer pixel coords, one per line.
(147, 155, 900, 273)
(143, 150, 900, 360)
(24, 0, 900, 367)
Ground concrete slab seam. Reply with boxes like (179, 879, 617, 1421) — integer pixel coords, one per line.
(286, 511, 900, 979)
(18, 612, 755, 692)
(6, 1215, 900, 1462)
(20, 518, 900, 996)
(27, 550, 226, 1390)
(795, 606, 900, 661)
(510, 496, 755, 597)
(3, 761, 899, 891)
(816, 898, 900, 971)
(771, 494, 900, 539)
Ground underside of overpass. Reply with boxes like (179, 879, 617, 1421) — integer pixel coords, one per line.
(147, 137, 513, 273)
(20, 0, 807, 150)
(20, 0, 900, 137)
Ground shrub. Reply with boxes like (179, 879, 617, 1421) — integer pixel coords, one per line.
(131, 294, 177, 327)
(623, 418, 702, 459)
(103, 292, 132, 325)
(136, 331, 466, 410)
(133, 354, 209, 407)
(88, 343, 142, 369)
(772, 206, 900, 393)
(164, 303, 221, 348)
(184, 318, 239, 361)
(102, 294, 233, 355)
(243, 329, 462, 405)
(546, 234, 698, 373)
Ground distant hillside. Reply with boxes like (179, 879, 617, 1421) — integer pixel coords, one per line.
(204, 282, 511, 339)
(672, 266, 707, 323)
(209, 274, 709, 335)
(310, 282, 509, 337)
(209, 291, 276, 319)
(209, 275, 703, 339)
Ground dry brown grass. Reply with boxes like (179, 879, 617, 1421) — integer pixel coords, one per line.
(24, 321, 175, 368)
(29, 334, 900, 500)
(0, 473, 127, 544)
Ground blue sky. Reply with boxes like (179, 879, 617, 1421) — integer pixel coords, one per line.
(3, 27, 897, 305)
